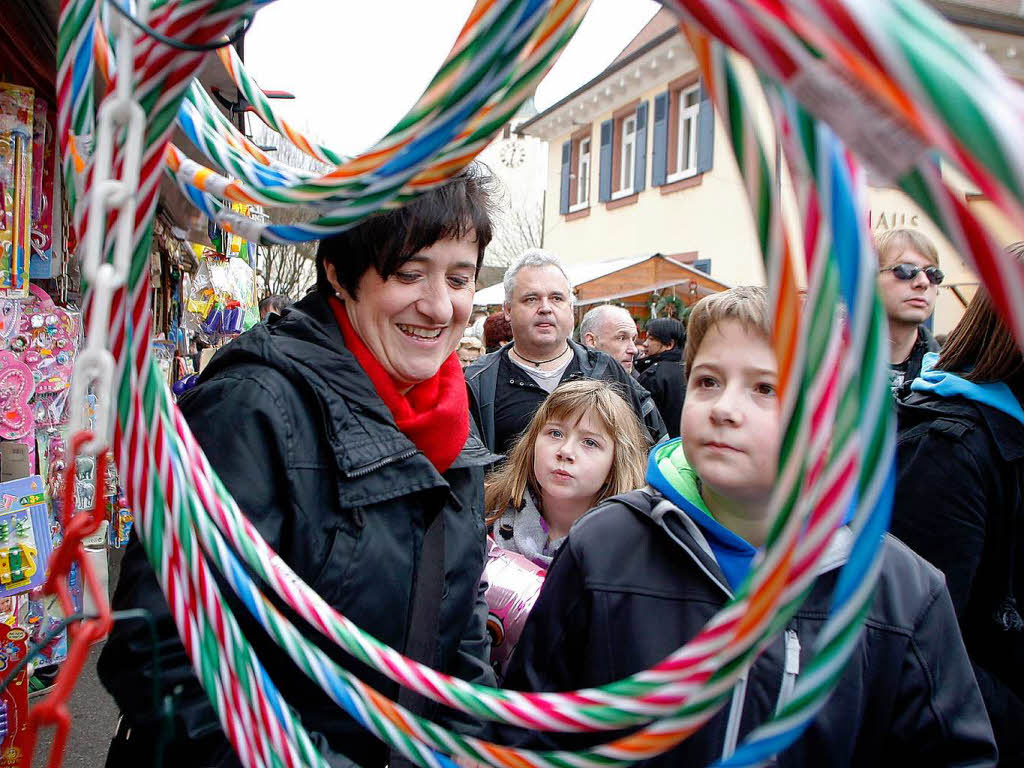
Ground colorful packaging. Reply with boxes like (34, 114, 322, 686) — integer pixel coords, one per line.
(0, 84, 34, 298)
(483, 539, 546, 680)
(0, 476, 53, 599)
(28, 99, 56, 279)
(0, 624, 31, 767)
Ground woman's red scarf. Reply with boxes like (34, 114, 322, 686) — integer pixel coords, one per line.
(330, 297, 469, 474)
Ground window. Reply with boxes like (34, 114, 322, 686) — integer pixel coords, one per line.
(575, 138, 590, 208)
(672, 85, 700, 180)
(561, 129, 594, 216)
(598, 101, 647, 205)
(616, 116, 636, 197)
(652, 78, 714, 189)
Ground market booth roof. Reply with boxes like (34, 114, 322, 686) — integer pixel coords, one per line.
(473, 253, 731, 306)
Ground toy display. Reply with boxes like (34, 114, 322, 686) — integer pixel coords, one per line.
(0, 477, 52, 599)
(0, 299, 20, 348)
(11, 285, 78, 396)
(28, 100, 56, 280)
(184, 254, 256, 343)
(0, 84, 33, 299)
(0, 353, 34, 442)
(0, 624, 30, 767)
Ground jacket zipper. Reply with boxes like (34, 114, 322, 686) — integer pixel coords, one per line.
(646, 496, 818, 762)
(650, 498, 752, 761)
(721, 669, 749, 761)
(344, 448, 418, 479)
(775, 628, 801, 714)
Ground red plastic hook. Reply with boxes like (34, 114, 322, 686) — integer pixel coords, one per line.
(24, 431, 113, 768)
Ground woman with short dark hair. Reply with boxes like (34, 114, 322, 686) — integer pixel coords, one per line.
(100, 166, 498, 768)
(891, 242, 1024, 764)
(635, 317, 686, 438)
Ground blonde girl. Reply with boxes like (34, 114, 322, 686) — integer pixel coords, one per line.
(485, 379, 647, 567)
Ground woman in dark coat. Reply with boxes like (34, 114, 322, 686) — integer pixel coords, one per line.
(99, 167, 498, 768)
(635, 317, 686, 438)
(891, 242, 1024, 765)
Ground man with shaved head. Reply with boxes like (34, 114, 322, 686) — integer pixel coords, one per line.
(579, 304, 640, 375)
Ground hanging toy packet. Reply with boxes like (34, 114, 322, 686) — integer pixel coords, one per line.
(0, 624, 30, 768)
(0, 83, 33, 299)
(0, 477, 53, 599)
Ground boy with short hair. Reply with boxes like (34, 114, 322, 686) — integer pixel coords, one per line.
(503, 286, 996, 766)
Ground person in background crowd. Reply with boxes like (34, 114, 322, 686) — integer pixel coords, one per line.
(467, 307, 489, 340)
(891, 242, 1024, 765)
(458, 336, 485, 369)
(100, 166, 498, 768)
(486, 379, 647, 568)
(635, 317, 686, 439)
(875, 228, 942, 397)
(258, 293, 293, 320)
(465, 249, 666, 456)
(483, 311, 513, 353)
(579, 304, 640, 375)
(502, 286, 996, 766)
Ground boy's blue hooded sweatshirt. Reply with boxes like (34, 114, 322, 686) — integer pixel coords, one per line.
(645, 438, 757, 591)
(912, 351, 1024, 428)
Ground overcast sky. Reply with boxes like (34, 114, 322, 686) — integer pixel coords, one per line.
(245, 0, 660, 154)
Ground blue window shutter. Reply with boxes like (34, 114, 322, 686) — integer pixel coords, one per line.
(692, 258, 711, 274)
(633, 102, 648, 194)
(652, 90, 669, 186)
(598, 119, 613, 203)
(696, 80, 715, 174)
(559, 140, 571, 215)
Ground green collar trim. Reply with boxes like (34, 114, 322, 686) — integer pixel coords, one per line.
(653, 440, 712, 518)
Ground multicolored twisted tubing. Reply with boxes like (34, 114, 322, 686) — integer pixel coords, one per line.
(49, 0, 1023, 767)
(134, 12, 872, 768)
(68, 3, 847, 765)
(61, 3, 315, 765)
(162, 0, 594, 245)
(153, 40, 880, 765)
(214, 41, 345, 166)
(713, 83, 895, 767)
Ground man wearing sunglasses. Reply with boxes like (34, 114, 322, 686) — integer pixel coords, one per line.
(875, 228, 943, 397)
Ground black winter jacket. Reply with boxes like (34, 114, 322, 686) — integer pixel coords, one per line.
(98, 292, 496, 767)
(464, 339, 667, 453)
(892, 390, 1024, 765)
(634, 348, 685, 439)
(891, 325, 940, 399)
(502, 489, 997, 766)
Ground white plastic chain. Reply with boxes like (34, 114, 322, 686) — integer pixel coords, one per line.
(69, 0, 150, 456)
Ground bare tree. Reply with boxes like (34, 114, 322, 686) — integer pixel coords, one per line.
(485, 197, 543, 267)
(247, 120, 331, 299)
(257, 206, 318, 298)
(247, 119, 334, 176)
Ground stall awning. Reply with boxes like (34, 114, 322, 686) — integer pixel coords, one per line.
(473, 253, 731, 306)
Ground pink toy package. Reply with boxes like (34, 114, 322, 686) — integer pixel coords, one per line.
(483, 538, 546, 680)
(10, 284, 77, 396)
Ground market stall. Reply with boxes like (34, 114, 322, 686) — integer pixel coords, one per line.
(0, 7, 261, 736)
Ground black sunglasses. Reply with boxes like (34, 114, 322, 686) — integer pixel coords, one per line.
(879, 263, 944, 285)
